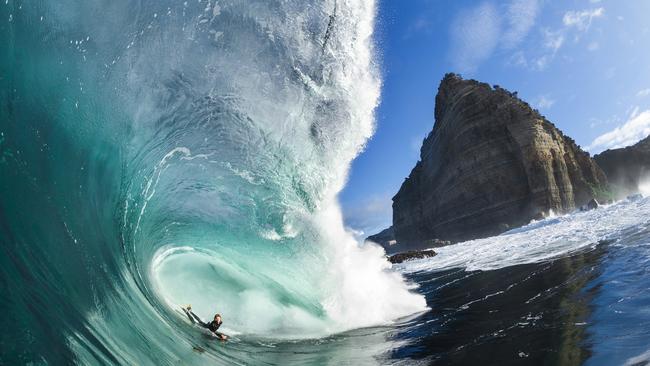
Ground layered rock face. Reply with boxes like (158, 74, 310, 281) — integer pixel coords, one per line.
(594, 135, 650, 198)
(393, 73, 609, 247)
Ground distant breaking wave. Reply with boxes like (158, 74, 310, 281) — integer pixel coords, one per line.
(398, 196, 650, 273)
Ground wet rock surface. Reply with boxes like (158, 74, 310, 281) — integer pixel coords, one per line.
(580, 198, 600, 211)
(388, 249, 437, 264)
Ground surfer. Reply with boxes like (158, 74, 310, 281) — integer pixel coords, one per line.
(183, 305, 228, 340)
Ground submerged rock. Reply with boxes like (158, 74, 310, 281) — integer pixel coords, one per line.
(580, 198, 599, 211)
(594, 135, 650, 199)
(627, 193, 643, 201)
(393, 73, 609, 248)
(388, 249, 437, 264)
(366, 226, 451, 254)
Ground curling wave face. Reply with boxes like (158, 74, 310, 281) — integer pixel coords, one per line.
(0, 0, 426, 364)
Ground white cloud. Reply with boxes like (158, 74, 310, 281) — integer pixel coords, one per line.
(522, 29, 564, 70)
(588, 109, 650, 152)
(509, 51, 527, 67)
(449, 0, 540, 72)
(637, 89, 650, 97)
(450, 3, 605, 73)
(533, 55, 549, 70)
(342, 194, 393, 236)
(627, 105, 640, 118)
(543, 29, 565, 52)
(562, 7, 605, 31)
(502, 0, 540, 49)
(450, 2, 501, 73)
(534, 95, 556, 110)
(519, 8, 604, 71)
(404, 15, 432, 39)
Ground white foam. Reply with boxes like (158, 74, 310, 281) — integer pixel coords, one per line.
(398, 197, 650, 273)
(150, 246, 333, 338)
(624, 349, 650, 366)
(316, 203, 428, 332)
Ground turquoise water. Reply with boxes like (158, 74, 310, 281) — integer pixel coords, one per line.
(1, 1, 428, 364)
(3, 1, 650, 365)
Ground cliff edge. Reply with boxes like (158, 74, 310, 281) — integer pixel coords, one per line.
(392, 73, 609, 248)
(594, 135, 650, 198)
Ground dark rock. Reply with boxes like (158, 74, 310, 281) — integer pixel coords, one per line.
(392, 73, 610, 248)
(367, 227, 451, 255)
(594, 135, 650, 199)
(365, 226, 396, 250)
(388, 249, 437, 264)
(627, 193, 643, 201)
(579, 198, 599, 211)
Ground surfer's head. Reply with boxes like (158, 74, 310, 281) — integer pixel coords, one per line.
(214, 314, 222, 323)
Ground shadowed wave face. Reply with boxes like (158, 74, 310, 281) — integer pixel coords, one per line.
(0, 1, 427, 364)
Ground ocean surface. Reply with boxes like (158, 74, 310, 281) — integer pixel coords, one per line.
(2, 1, 650, 365)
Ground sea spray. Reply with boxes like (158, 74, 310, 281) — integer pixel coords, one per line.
(397, 196, 650, 274)
(316, 204, 427, 332)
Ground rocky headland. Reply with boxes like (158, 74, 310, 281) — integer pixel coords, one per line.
(365, 226, 397, 253)
(594, 135, 650, 198)
(385, 73, 609, 251)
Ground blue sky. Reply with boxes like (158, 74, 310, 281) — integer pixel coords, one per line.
(340, 0, 650, 236)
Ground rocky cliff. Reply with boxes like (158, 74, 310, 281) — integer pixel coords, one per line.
(392, 73, 609, 247)
(594, 135, 650, 198)
(365, 226, 396, 252)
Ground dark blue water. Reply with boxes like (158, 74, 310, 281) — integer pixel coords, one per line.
(388, 215, 650, 366)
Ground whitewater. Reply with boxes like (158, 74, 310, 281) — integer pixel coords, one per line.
(2, 0, 650, 365)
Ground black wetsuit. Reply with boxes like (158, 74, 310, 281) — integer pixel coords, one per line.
(185, 309, 223, 335)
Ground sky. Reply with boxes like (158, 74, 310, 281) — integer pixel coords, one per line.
(340, 0, 650, 237)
